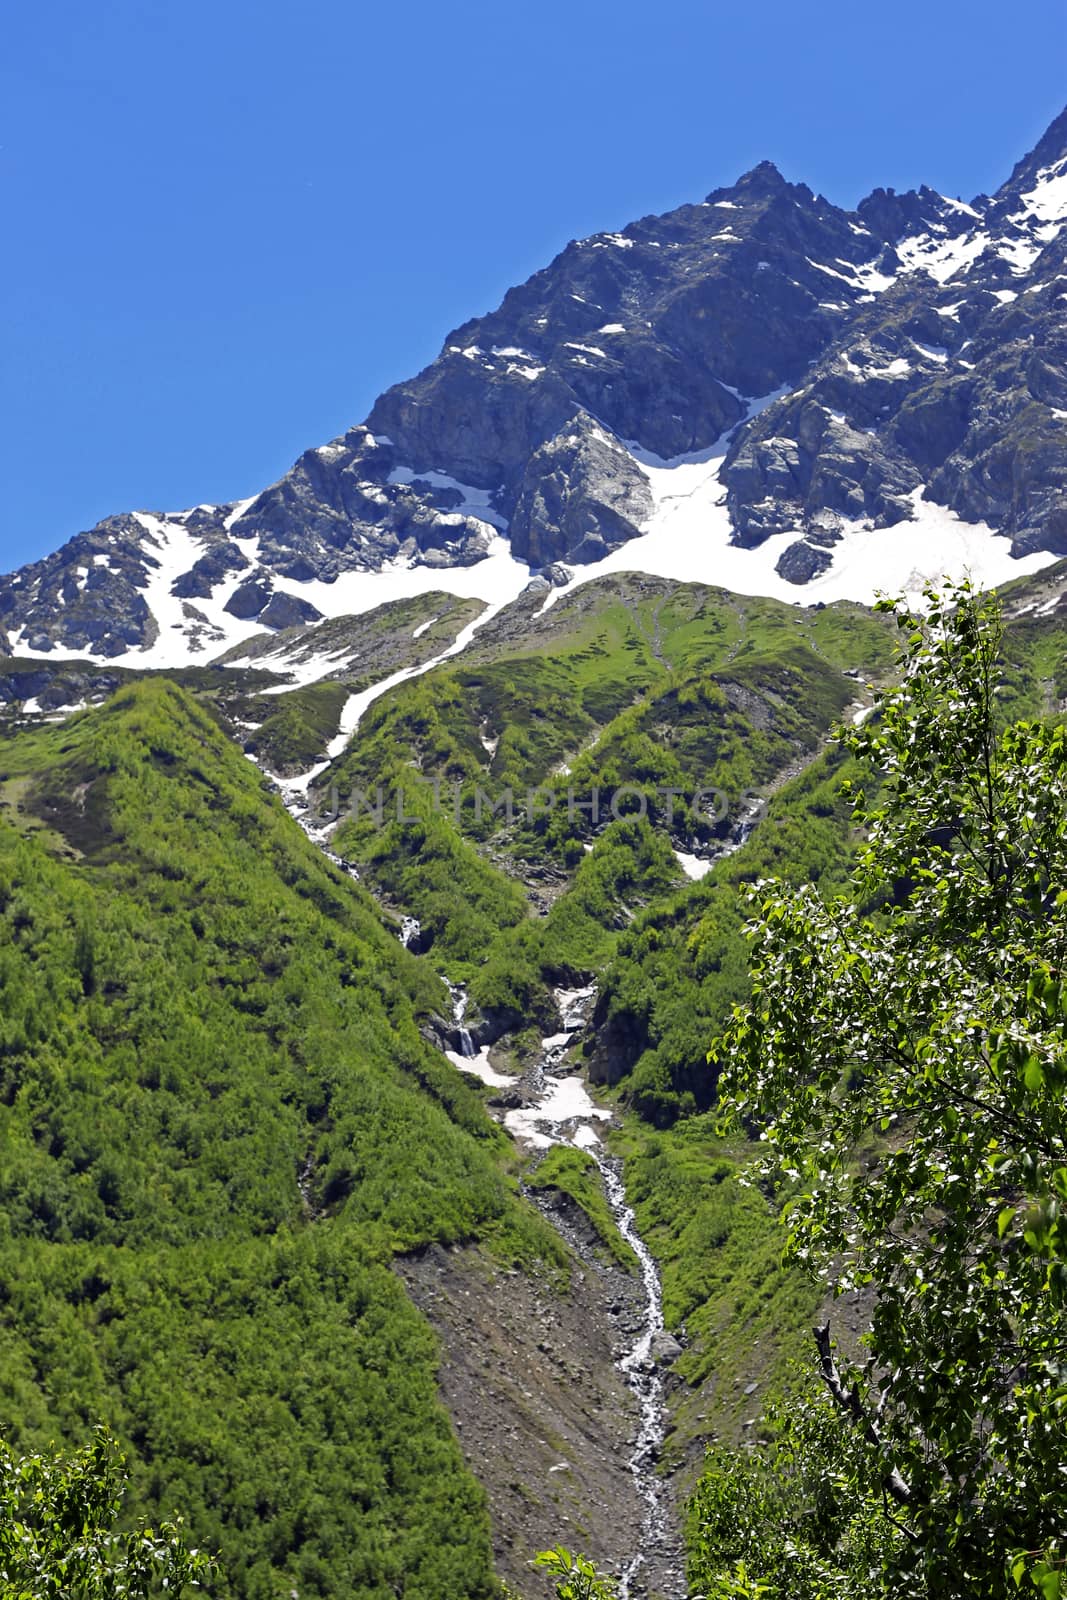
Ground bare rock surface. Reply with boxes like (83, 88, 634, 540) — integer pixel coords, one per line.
(396, 1213, 685, 1600)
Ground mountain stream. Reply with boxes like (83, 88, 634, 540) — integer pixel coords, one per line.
(271, 789, 682, 1595)
(447, 983, 680, 1599)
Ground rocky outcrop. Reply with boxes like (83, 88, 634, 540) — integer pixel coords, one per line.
(172, 540, 249, 600)
(509, 415, 654, 565)
(721, 127, 1067, 557)
(3, 107, 1065, 658)
(585, 993, 649, 1089)
(775, 538, 835, 584)
(0, 664, 123, 708)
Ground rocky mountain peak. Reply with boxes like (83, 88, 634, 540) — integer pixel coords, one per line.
(999, 104, 1067, 201)
(712, 158, 791, 200)
(856, 183, 976, 246)
(3, 114, 1066, 670)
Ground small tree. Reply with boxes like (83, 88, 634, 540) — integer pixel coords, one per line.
(530, 1546, 617, 1599)
(0, 1427, 214, 1598)
(702, 585, 1067, 1597)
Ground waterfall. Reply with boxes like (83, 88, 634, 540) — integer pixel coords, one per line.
(590, 1153, 670, 1599)
(492, 983, 681, 1598)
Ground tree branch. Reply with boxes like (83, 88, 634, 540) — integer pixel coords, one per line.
(813, 1323, 914, 1508)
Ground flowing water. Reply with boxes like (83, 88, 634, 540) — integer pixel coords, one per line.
(447, 981, 682, 1598)
(593, 1154, 672, 1598)
(263, 765, 682, 1593)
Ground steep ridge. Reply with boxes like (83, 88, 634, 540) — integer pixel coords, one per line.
(0, 680, 579, 1598)
(2, 110, 1066, 664)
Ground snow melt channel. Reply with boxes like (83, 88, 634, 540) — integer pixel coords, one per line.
(446, 982, 678, 1599)
(324, 545, 528, 756)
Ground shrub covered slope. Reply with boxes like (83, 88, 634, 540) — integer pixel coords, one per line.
(0, 679, 564, 1599)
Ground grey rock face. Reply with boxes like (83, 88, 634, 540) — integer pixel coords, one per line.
(509, 415, 654, 566)
(649, 1331, 683, 1366)
(258, 592, 324, 630)
(224, 578, 274, 620)
(172, 541, 249, 599)
(222, 576, 323, 630)
(776, 539, 835, 584)
(0, 515, 163, 658)
(721, 126, 1067, 557)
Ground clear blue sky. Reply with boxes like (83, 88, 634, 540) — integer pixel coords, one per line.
(2, 0, 1064, 570)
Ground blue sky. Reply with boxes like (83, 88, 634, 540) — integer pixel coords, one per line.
(2, 0, 1064, 570)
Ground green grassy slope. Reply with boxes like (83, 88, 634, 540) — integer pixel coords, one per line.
(0, 679, 565, 1599)
(322, 581, 894, 994)
(5, 572, 1063, 1588)
(603, 577, 1067, 1467)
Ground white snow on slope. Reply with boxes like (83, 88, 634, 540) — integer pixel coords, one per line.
(386, 466, 507, 529)
(65, 515, 269, 670)
(504, 1076, 611, 1150)
(997, 233, 1043, 274)
(224, 534, 532, 708)
(675, 850, 713, 880)
(247, 646, 360, 694)
(536, 398, 1058, 616)
(12, 512, 294, 669)
(224, 494, 261, 530)
(323, 545, 527, 754)
(127, 515, 204, 665)
(1019, 160, 1067, 224)
(445, 1044, 515, 1088)
(896, 230, 992, 283)
(894, 170, 1065, 285)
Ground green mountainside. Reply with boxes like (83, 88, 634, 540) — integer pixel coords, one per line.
(1, 566, 1065, 1596)
(0, 679, 563, 1599)
(321, 580, 893, 1005)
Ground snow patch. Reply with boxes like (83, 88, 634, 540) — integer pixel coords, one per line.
(323, 536, 531, 755)
(997, 234, 1042, 274)
(387, 466, 507, 531)
(224, 494, 260, 530)
(504, 1075, 611, 1147)
(446, 1046, 515, 1088)
(1018, 164, 1067, 226)
(896, 230, 991, 283)
(538, 397, 1058, 618)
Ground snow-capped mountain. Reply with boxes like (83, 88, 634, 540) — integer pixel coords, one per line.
(3, 108, 1066, 669)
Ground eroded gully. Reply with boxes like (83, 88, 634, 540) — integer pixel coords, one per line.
(269, 795, 685, 1596)
(447, 981, 683, 1600)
